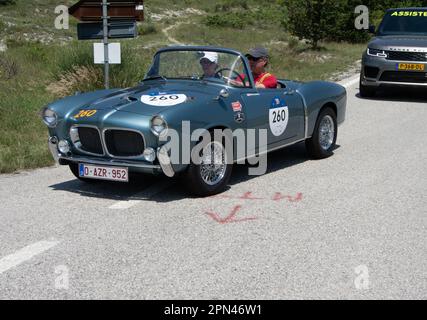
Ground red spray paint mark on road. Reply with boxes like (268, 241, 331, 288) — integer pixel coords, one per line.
(210, 192, 303, 203)
(205, 205, 258, 224)
(272, 192, 303, 202)
(238, 192, 263, 200)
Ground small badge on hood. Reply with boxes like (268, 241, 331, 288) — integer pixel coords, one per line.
(234, 112, 245, 123)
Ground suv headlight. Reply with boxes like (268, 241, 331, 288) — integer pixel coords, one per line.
(41, 107, 58, 128)
(367, 48, 388, 58)
(150, 116, 168, 137)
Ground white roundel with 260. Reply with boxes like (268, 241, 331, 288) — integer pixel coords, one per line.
(269, 105, 289, 137)
(141, 93, 187, 107)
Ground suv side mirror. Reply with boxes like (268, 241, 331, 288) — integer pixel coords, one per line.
(368, 25, 376, 34)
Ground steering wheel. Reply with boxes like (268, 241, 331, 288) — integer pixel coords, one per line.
(215, 68, 246, 85)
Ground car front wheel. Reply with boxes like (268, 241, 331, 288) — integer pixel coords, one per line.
(305, 107, 337, 159)
(184, 132, 232, 197)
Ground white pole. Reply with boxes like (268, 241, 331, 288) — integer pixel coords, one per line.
(102, 0, 109, 89)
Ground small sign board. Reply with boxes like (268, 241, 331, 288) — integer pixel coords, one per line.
(69, 0, 144, 21)
(78, 21, 137, 40)
(94, 43, 121, 64)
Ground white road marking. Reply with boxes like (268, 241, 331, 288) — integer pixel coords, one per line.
(109, 181, 174, 210)
(0, 240, 60, 274)
(340, 75, 360, 89)
(109, 199, 142, 210)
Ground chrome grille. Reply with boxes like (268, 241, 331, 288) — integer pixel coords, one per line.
(386, 51, 427, 62)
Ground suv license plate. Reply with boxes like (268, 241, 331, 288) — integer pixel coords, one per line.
(397, 63, 425, 71)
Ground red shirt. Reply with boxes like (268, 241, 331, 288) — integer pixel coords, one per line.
(254, 72, 278, 88)
(237, 72, 278, 88)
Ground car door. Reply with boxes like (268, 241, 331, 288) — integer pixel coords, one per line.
(240, 86, 305, 153)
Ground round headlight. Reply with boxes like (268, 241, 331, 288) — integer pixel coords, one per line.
(143, 148, 156, 162)
(58, 140, 70, 154)
(151, 116, 168, 137)
(41, 108, 58, 128)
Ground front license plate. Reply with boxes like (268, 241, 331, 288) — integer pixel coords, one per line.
(397, 63, 425, 71)
(79, 163, 129, 182)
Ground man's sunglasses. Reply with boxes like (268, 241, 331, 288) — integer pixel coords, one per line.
(246, 56, 263, 62)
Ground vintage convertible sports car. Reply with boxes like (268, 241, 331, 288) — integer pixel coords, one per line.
(42, 46, 346, 196)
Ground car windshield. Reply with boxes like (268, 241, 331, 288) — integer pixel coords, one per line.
(378, 9, 427, 36)
(145, 49, 251, 88)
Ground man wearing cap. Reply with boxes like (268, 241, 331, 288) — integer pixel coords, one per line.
(199, 52, 220, 79)
(245, 47, 277, 89)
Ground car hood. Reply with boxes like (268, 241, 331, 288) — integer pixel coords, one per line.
(369, 36, 427, 50)
(77, 81, 217, 117)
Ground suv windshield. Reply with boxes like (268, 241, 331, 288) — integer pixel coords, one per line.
(378, 9, 427, 36)
(145, 50, 251, 88)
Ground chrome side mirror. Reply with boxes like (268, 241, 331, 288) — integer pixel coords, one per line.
(214, 89, 230, 100)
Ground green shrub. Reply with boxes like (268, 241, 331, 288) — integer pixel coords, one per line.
(0, 0, 16, 5)
(205, 2, 286, 29)
(214, 0, 249, 12)
(284, 0, 427, 48)
(138, 23, 157, 36)
(205, 13, 249, 29)
(287, 36, 300, 52)
(0, 54, 18, 81)
(283, 0, 337, 49)
(0, 20, 5, 33)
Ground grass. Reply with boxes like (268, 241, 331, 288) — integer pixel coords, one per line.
(0, 0, 368, 173)
(171, 19, 366, 81)
(0, 40, 156, 173)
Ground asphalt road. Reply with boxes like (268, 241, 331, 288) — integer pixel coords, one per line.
(0, 76, 426, 300)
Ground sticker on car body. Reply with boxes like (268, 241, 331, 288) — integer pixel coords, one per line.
(231, 101, 242, 112)
(141, 93, 187, 106)
(269, 97, 289, 137)
(390, 11, 427, 17)
(74, 109, 97, 119)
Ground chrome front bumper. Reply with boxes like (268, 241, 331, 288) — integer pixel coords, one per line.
(48, 137, 174, 177)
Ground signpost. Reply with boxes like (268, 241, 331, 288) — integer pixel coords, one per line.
(69, 0, 144, 21)
(77, 21, 137, 40)
(69, 0, 144, 89)
(102, 0, 109, 89)
(94, 43, 121, 64)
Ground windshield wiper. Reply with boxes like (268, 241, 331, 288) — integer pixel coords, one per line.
(143, 75, 167, 81)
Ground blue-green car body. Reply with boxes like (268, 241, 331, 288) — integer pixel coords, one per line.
(42, 46, 346, 186)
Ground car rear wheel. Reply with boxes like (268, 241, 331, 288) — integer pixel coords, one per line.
(305, 107, 337, 159)
(184, 132, 232, 197)
(359, 77, 377, 98)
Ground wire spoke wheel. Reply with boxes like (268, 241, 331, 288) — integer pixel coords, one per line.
(199, 141, 227, 186)
(318, 115, 335, 151)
